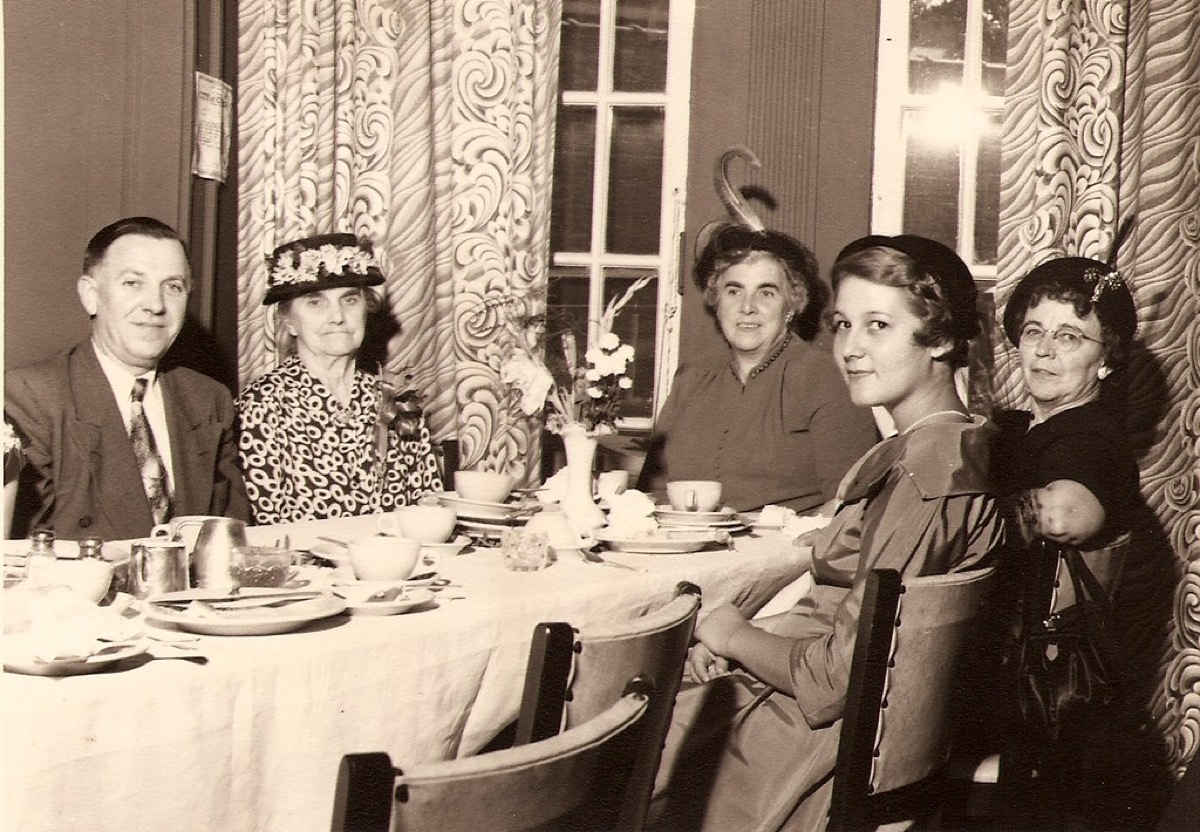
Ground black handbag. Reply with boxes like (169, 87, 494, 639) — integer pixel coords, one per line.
(1014, 543, 1115, 740)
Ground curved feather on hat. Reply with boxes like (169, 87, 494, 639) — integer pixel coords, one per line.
(695, 146, 766, 262)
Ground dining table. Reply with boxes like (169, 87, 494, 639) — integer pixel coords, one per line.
(2, 513, 810, 832)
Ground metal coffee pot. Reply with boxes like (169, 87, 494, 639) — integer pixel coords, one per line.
(156, 516, 248, 591)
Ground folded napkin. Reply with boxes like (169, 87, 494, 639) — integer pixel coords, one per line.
(603, 489, 658, 537)
(536, 468, 569, 504)
(7, 585, 142, 660)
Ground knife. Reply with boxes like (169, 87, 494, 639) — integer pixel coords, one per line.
(150, 590, 323, 609)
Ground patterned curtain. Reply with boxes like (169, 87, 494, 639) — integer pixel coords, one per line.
(995, 0, 1200, 789)
(236, 0, 561, 483)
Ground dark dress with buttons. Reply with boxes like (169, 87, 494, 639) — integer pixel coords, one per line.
(638, 335, 878, 513)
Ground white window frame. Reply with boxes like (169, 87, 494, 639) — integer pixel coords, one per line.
(552, 0, 694, 430)
(871, 0, 1003, 280)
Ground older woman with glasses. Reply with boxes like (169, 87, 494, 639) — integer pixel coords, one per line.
(981, 253, 1142, 828)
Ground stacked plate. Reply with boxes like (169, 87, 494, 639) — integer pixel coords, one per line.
(652, 505, 748, 533)
(435, 492, 540, 542)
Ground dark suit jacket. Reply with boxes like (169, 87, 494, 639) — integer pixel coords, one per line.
(5, 340, 249, 540)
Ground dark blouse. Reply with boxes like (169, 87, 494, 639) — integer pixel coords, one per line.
(992, 399, 1139, 547)
(638, 336, 879, 513)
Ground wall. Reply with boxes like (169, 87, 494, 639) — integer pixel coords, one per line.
(681, 0, 879, 360)
(3, 0, 193, 371)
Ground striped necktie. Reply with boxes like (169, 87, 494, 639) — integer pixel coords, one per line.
(130, 377, 172, 525)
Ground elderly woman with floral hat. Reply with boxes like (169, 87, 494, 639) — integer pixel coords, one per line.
(236, 233, 441, 524)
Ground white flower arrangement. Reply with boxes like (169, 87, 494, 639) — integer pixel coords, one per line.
(270, 244, 378, 287)
(500, 277, 650, 437)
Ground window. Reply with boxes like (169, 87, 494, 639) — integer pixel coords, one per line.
(548, 0, 694, 428)
(872, 0, 1008, 280)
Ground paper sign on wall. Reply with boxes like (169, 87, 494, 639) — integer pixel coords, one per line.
(192, 71, 232, 182)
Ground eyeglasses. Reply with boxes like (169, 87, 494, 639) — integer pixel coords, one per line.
(1018, 323, 1103, 353)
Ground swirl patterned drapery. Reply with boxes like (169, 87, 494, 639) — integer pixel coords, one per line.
(237, 0, 561, 484)
(994, 0, 1200, 795)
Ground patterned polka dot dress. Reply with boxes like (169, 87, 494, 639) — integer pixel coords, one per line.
(236, 356, 441, 524)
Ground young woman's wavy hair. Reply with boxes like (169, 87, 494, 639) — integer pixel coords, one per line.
(829, 246, 975, 369)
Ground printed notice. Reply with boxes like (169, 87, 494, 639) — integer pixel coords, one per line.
(192, 72, 232, 182)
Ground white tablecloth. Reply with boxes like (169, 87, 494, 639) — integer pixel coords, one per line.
(3, 516, 809, 832)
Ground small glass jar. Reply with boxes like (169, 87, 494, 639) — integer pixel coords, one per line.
(25, 529, 56, 581)
(77, 537, 105, 560)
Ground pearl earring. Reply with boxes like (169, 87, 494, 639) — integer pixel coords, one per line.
(1098, 366, 1111, 380)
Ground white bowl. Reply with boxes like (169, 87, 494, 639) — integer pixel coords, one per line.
(25, 558, 114, 604)
(387, 505, 457, 544)
(454, 471, 515, 504)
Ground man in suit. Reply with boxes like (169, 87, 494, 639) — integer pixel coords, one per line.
(5, 216, 249, 540)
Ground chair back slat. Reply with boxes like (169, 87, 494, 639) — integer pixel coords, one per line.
(395, 686, 651, 832)
(514, 581, 701, 831)
(334, 685, 652, 832)
(829, 566, 996, 831)
(871, 568, 997, 793)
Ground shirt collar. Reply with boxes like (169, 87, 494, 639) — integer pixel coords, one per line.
(92, 339, 158, 396)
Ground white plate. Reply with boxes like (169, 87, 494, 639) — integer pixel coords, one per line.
(338, 587, 436, 616)
(653, 506, 738, 526)
(437, 492, 527, 520)
(658, 521, 749, 534)
(145, 594, 346, 636)
(3, 636, 148, 677)
(594, 529, 725, 555)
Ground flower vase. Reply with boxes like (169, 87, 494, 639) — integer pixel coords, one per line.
(559, 423, 606, 534)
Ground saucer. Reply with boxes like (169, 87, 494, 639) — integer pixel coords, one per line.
(437, 492, 527, 520)
(419, 535, 472, 559)
(336, 587, 436, 616)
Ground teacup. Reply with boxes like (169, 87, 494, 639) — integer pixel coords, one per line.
(667, 480, 723, 512)
(376, 505, 457, 544)
(454, 470, 514, 504)
(596, 470, 630, 502)
(347, 536, 422, 583)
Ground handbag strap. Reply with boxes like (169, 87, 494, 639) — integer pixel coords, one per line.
(1061, 547, 1113, 619)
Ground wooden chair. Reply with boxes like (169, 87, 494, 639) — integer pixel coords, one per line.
(332, 679, 654, 832)
(826, 566, 997, 832)
(514, 582, 702, 831)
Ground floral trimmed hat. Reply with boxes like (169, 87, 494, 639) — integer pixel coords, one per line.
(263, 233, 385, 305)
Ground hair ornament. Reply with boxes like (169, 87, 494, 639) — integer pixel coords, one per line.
(1083, 266, 1127, 304)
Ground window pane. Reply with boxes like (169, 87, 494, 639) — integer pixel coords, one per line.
(560, 1, 599, 91)
(974, 111, 1002, 265)
(909, 0, 965, 95)
(982, 0, 1009, 96)
(614, 0, 669, 93)
(606, 108, 664, 255)
(550, 106, 596, 253)
(603, 269, 657, 419)
(902, 109, 960, 249)
(546, 267, 591, 384)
